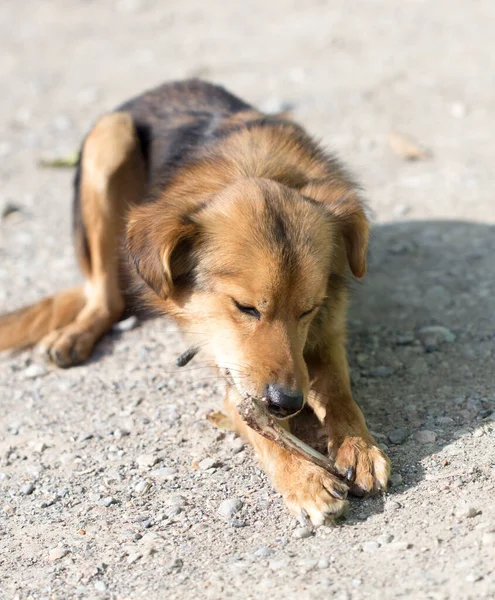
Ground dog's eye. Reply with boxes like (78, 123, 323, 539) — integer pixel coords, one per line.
(299, 307, 317, 320)
(233, 299, 261, 320)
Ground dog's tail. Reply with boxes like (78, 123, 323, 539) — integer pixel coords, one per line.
(0, 286, 86, 352)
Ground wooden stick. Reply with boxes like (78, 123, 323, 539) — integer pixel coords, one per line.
(237, 396, 343, 478)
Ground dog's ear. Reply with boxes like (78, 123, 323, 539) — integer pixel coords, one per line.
(302, 183, 370, 279)
(327, 192, 369, 279)
(126, 203, 199, 298)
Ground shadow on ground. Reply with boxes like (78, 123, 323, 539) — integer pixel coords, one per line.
(321, 219, 495, 521)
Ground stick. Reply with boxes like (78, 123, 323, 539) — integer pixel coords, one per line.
(237, 396, 343, 478)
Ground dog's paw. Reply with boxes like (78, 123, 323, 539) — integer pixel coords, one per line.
(279, 460, 349, 526)
(40, 326, 94, 367)
(330, 436, 391, 496)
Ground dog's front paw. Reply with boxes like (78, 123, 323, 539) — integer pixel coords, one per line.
(330, 436, 391, 496)
(277, 459, 349, 526)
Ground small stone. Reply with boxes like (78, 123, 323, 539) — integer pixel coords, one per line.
(297, 558, 318, 571)
(369, 366, 394, 378)
(218, 498, 243, 518)
(151, 467, 177, 479)
(390, 473, 403, 486)
(292, 527, 313, 539)
(49, 546, 69, 561)
(455, 502, 480, 519)
(388, 428, 408, 445)
(29, 441, 48, 453)
(20, 482, 35, 496)
(113, 428, 130, 440)
(94, 581, 107, 593)
(418, 326, 456, 347)
(482, 531, 495, 547)
(166, 494, 186, 508)
(231, 439, 245, 454)
(268, 559, 290, 570)
(415, 430, 437, 444)
(389, 541, 412, 551)
(376, 533, 394, 545)
(1, 202, 22, 219)
(23, 364, 47, 379)
(198, 457, 220, 470)
(134, 480, 149, 494)
(317, 558, 330, 569)
(100, 496, 118, 507)
(385, 501, 401, 512)
(362, 541, 380, 553)
(396, 333, 415, 346)
(136, 454, 158, 469)
(436, 416, 454, 425)
(254, 547, 275, 557)
(113, 316, 138, 332)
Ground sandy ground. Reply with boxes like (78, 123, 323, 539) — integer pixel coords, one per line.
(1, 1, 495, 599)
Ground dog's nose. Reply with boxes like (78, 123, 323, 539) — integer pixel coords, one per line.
(264, 384, 304, 418)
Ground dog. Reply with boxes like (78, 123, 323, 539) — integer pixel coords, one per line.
(0, 79, 390, 525)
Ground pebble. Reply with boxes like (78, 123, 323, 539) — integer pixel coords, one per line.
(231, 439, 245, 454)
(385, 501, 401, 512)
(376, 533, 394, 545)
(113, 428, 130, 440)
(29, 441, 48, 453)
(388, 428, 408, 445)
(482, 531, 495, 547)
(166, 494, 186, 508)
(254, 547, 275, 557)
(297, 558, 318, 571)
(113, 316, 138, 332)
(134, 480, 149, 494)
(218, 498, 243, 518)
(455, 502, 480, 519)
(396, 333, 415, 346)
(49, 546, 69, 561)
(368, 366, 394, 378)
(362, 541, 380, 553)
(165, 505, 182, 518)
(292, 527, 313, 539)
(389, 541, 412, 551)
(23, 364, 47, 379)
(390, 473, 403, 486)
(415, 430, 437, 444)
(268, 559, 290, 570)
(1, 201, 21, 219)
(151, 467, 177, 479)
(436, 416, 454, 425)
(100, 496, 118, 507)
(136, 454, 158, 469)
(317, 558, 330, 569)
(418, 326, 456, 350)
(94, 581, 107, 593)
(198, 457, 220, 470)
(20, 482, 35, 496)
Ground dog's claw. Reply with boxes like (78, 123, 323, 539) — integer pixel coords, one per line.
(346, 466, 355, 481)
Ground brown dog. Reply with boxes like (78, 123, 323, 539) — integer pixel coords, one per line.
(0, 79, 390, 525)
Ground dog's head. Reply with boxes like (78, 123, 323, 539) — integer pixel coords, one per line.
(127, 178, 368, 418)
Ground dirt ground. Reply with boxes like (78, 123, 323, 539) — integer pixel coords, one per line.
(1, 1, 494, 599)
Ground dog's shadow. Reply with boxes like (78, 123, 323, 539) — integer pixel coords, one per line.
(295, 220, 495, 521)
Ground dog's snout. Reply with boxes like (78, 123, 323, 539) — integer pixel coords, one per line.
(264, 383, 304, 418)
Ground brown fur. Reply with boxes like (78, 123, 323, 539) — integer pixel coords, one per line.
(0, 80, 390, 524)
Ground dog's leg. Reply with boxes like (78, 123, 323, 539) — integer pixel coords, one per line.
(224, 388, 349, 526)
(306, 338, 391, 495)
(41, 112, 146, 366)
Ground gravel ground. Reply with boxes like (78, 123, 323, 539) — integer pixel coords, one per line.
(1, 1, 495, 599)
